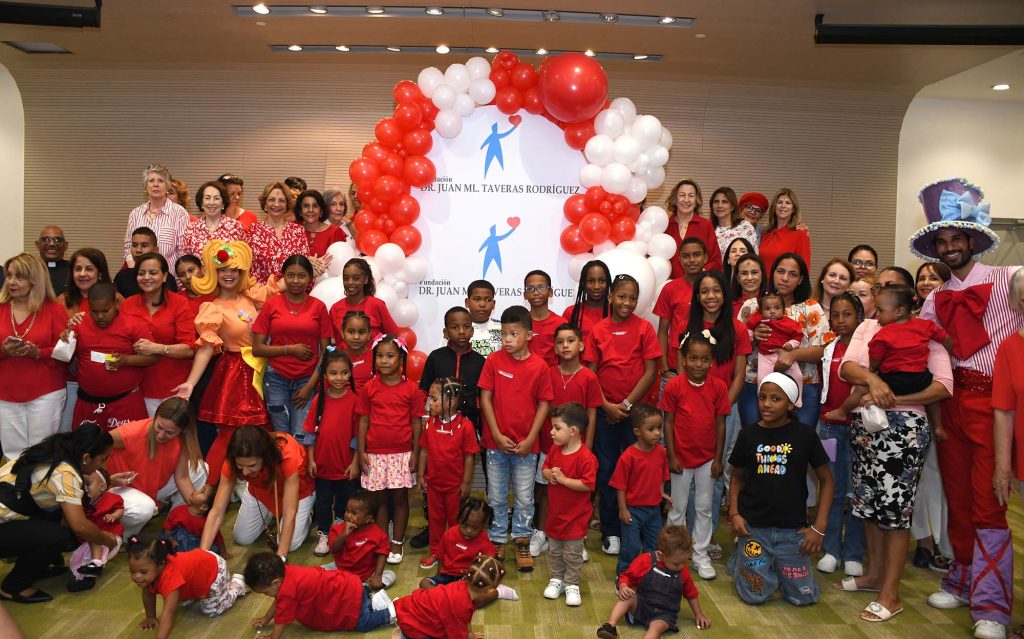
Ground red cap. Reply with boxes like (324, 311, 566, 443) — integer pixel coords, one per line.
(738, 192, 769, 211)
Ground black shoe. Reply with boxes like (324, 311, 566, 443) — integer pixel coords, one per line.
(66, 577, 96, 593)
(0, 588, 54, 603)
(930, 554, 951, 573)
(596, 623, 619, 638)
(912, 545, 933, 569)
(77, 562, 103, 576)
(409, 527, 430, 549)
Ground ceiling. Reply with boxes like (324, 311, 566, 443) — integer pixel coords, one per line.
(918, 48, 1024, 102)
(1, 0, 1023, 94)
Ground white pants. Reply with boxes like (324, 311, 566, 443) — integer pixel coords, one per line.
(115, 461, 209, 538)
(144, 397, 171, 417)
(60, 381, 78, 433)
(668, 459, 714, 565)
(233, 488, 314, 552)
(0, 388, 65, 459)
(910, 443, 953, 557)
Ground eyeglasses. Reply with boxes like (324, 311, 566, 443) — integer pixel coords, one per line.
(852, 259, 876, 268)
(38, 236, 64, 244)
(524, 285, 550, 293)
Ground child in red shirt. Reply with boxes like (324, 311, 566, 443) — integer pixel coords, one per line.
(338, 310, 373, 393)
(525, 269, 565, 367)
(396, 554, 505, 639)
(329, 490, 395, 589)
(329, 258, 399, 342)
(747, 293, 803, 403)
(541, 402, 598, 607)
(128, 536, 246, 635)
(419, 498, 497, 588)
(564, 259, 611, 343)
(417, 377, 479, 569)
(161, 490, 226, 556)
(68, 469, 125, 590)
(609, 404, 671, 576)
(597, 526, 711, 638)
(246, 551, 394, 637)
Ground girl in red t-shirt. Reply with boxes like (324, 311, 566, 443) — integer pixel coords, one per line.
(329, 258, 399, 343)
(564, 260, 611, 344)
(68, 469, 125, 589)
(396, 554, 504, 639)
(339, 310, 373, 393)
(128, 536, 245, 635)
(419, 498, 497, 589)
(356, 335, 425, 564)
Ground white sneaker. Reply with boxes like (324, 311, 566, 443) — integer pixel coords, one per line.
(370, 588, 392, 611)
(314, 531, 330, 556)
(564, 584, 582, 607)
(543, 578, 564, 599)
(529, 530, 549, 557)
(974, 620, 1006, 639)
(602, 536, 620, 555)
(928, 590, 969, 609)
(496, 584, 519, 601)
(816, 553, 838, 573)
(844, 561, 864, 577)
(381, 569, 397, 588)
(695, 562, 717, 580)
(582, 547, 589, 563)
(229, 573, 246, 594)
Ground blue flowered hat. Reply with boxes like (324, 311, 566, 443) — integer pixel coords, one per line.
(909, 177, 999, 261)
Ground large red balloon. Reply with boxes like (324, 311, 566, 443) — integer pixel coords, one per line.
(389, 195, 420, 226)
(393, 102, 423, 131)
(495, 86, 523, 115)
(348, 158, 380, 186)
(609, 217, 637, 244)
(579, 213, 611, 245)
(489, 67, 510, 90)
(353, 210, 378, 232)
(363, 142, 389, 163)
(396, 327, 418, 352)
(356, 184, 373, 204)
(373, 175, 405, 204)
(392, 80, 421, 105)
(522, 87, 544, 115)
(419, 98, 440, 124)
(406, 349, 427, 383)
(584, 186, 608, 210)
(563, 119, 596, 151)
(357, 229, 388, 256)
(559, 225, 591, 255)
(378, 153, 404, 178)
(380, 215, 397, 236)
(537, 53, 609, 123)
(403, 128, 432, 156)
(403, 155, 436, 188)
(375, 118, 403, 147)
(510, 62, 539, 90)
(390, 224, 422, 255)
(563, 194, 589, 224)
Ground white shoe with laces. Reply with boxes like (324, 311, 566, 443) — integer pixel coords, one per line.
(543, 578, 564, 599)
(229, 573, 246, 594)
(973, 620, 1006, 639)
(529, 530, 548, 557)
(695, 562, 717, 580)
(314, 531, 330, 556)
(928, 590, 969, 609)
(602, 536, 620, 555)
(564, 584, 582, 607)
(816, 553, 838, 573)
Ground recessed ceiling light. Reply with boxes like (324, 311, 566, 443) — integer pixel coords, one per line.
(600, 13, 618, 23)
(255, 21, 266, 26)
(287, 44, 302, 51)
(336, 45, 350, 51)
(486, 8, 504, 17)
(436, 44, 450, 54)
(425, 7, 443, 15)
(695, 33, 706, 39)
(536, 48, 548, 55)
(366, 6, 385, 14)
(659, 16, 676, 24)
(584, 49, 595, 57)
(485, 46, 499, 53)
(542, 11, 560, 22)
(253, 3, 270, 15)
(309, 6, 327, 14)
(993, 83, 1011, 91)
(386, 45, 401, 52)
(633, 54, 648, 60)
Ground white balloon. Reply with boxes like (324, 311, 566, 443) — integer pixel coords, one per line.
(617, 241, 644, 254)
(376, 283, 398, 311)
(609, 97, 637, 125)
(638, 165, 666, 189)
(634, 223, 653, 242)
(647, 233, 677, 260)
(568, 253, 595, 281)
(374, 243, 406, 275)
(417, 67, 444, 98)
(466, 56, 492, 81)
(392, 299, 420, 328)
(398, 255, 428, 283)
(362, 257, 383, 281)
(383, 275, 408, 298)
(638, 206, 669, 233)
(599, 248, 655, 314)
(579, 163, 603, 188)
(649, 145, 669, 167)
(592, 240, 616, 255)
(612, 135, 640, 166)
(647, 256, 671, 283)
(453, 93, 475, 117)
(325, 242, 356, 277)
(624, 176, 648, 204)
(444, 63, 471, 93)
(631, 115, 663, 150)
(431, 84, 457, 111)
(635, 152, 650, 171)
(631, 240, 648, 256)
(600, 162, 632, 195)
(583, 134, 615, 167)
(593, 109, 625, 139)
(660, 128, 673, 150)
(310, 276, 345, 310)
(434, 109, 463, 138)
(468, 79, 496, 105)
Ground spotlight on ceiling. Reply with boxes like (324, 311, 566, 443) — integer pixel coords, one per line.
(425, 7, 443, 15)
(600, 13, 618, 23)
(993, 83, 1011, 91)
(309, 6, 327, 14)
(287, 44, 302, 51)
(335, 45, 350, 51)
(485, 46, 499, 53)
(542, 11, 560, 23)
(659, 16, 676, 24)
(436, 44, 450, 53)
(486, 8, 504, 17)
(366, 6, 385, 15)
(536, 48, 548, 55)
(253, 3, 270, 15)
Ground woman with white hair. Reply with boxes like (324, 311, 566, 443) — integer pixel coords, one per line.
(123, 164, 189, 269)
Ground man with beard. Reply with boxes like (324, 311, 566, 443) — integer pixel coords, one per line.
(911, 178, 1022, 639)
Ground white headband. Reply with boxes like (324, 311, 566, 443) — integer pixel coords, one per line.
(759, 373, 799, 404)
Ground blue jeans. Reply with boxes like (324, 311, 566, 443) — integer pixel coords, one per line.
(355, 587, 391, 632)
(737, 382, 760, 428)
(817, 420, 865, 562)
(263, 364, 315, 444)
(485, 449, 537, 543)
(728, 526, 819, 606)
(618, 505, 662, 575)
(793, 383, 821, 428)
(594, 410, 636, 540)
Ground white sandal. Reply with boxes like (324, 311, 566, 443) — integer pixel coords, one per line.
(387, 537, 404, 565)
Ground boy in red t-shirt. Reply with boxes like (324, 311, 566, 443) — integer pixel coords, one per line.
(478, 306, 554, 572)
(525, 270, 565, 367)
(329, 490, 395, 588)
(161, 490, 226, 556)
(246, 552, 394, 637)
(541, 403, 597, 607)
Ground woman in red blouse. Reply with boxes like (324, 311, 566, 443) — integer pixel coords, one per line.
(182, 182, 245, 258)
(663, 179, 723, 278)
(0, 254, 68, 459)
(295, 190, 347, 260)
(247, 182, 310, 285)
(757, 188, 811, 273)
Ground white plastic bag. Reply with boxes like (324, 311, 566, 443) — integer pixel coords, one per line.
(860, 404, 889, 434)
(52, 332, 76, 363)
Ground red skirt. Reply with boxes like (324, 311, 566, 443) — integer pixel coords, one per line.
(198, 351, 268, 427)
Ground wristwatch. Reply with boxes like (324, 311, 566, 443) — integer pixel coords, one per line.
(622, 399, 633, 411)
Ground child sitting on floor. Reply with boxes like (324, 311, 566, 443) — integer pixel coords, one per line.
(68, 468, 124, 591)
(329, 489, 396, 589)
(161, 489, 225, 556)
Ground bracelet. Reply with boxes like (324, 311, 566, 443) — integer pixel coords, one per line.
(283, 344, 289, 356)
(810, 525, 825, 537)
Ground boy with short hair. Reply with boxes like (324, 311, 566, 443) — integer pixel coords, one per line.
(653, 237, 707, 377)
(478, 305, 554, 572)
(463, 279, 503, 356)
(524, 270, 564, 367)
(115, 227, 177, 297)
(246, 551, 394, 638)
(421, 306, 486, 428)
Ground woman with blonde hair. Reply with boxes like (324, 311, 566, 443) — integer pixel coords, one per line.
(0, 254, 68, 458)
(758, 188, 811, 274)
(663, 179, 723, 277)
(247, 181, 310, 285)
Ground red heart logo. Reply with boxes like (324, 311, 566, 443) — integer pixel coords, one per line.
(509, 115, 522, 127)
(507, 216, 521, 228)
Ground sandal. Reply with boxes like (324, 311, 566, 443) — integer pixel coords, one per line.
(861, 601, 903, 622)
(387, 538, 404, 565)
(832, 576, 880, 592)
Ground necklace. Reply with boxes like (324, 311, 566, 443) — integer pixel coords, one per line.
(559, 364, 582, 390)
(687, 377, 705, 388)
(10, 305, 37, 339)
(284, 296, 307, 316)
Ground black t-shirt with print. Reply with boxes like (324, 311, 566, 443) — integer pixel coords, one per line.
(728, 419, 829, 529)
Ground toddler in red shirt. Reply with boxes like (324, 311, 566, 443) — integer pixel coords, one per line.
(161, 490, 225, 556)
(329, 490, 396, 589)
(746, 293, 803, 404)
(396, 554, 504, 639)
(419, 498, 495, 588)
(338, 310, 373, 393)
(68, 469, 124, 589)
(609, 404, 671, 576)
(597, 526, 711, 639)
(541, 402, 597, 607)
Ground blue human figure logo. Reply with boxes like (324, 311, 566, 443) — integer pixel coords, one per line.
(480, 121, 518, 178)
(479, 223, 517, 279)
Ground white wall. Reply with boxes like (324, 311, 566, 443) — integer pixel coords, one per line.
(896, 96, 1024, 268)
(0, 63, 24, 262)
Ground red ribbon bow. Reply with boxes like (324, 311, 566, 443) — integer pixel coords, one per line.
(934, 283, 993, 360)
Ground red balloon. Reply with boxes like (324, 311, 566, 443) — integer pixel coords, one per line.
(511, 62, 539, 90)
(406, 349, 427, 383)
(393, 102, 423, 131)
(612, 196, 628, 216)
(403, 155, 436, 188)
(348, 158, 380, 186)
(375, 118, 403, 147)
(537, 53, 609, 123)
(373, 175, 405, 204)
(489, 67, 510, 90)
(403, 128, 432, 156)
(579, 213, 611, 245)
(495, 86, 523, 115)
(356, 184, 373, 204)
(380, 215, 397, 236)
(563, 120, 596, 151)
(353, 210, 378, 232)
(390, 224, 422, 256)
(627, 204, 641, 221)
(396, 327, 418, 352)
(389, 195, 420, 226)
(392, 80, 421, 105)
(498, 51, 519, 70)
(584, 186, 608, 210)
(357, 229, 387, 256)
(378, 153, 404, 178)
(522, 87, 544, 115)
(419, 98, 440, 124)
(363, 142, 389, 163)
(366, 197, 388, 214)
(598, 200, 613, 216)
(563, 194, 589, 224)
(372, 213, 389, 231)
(560, 225, 591, 255)
(609, 217, 637, 244)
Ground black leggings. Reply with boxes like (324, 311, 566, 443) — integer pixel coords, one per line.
(314, 477, 360, 533)
(0, 519, 73, 593)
